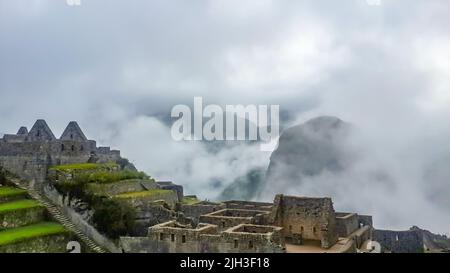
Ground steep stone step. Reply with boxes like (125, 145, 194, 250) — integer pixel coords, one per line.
(8, 180, 108, 253)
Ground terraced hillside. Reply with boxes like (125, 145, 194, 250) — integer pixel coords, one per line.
(48, 163, 182, 237)
(0, 186, 73, 253)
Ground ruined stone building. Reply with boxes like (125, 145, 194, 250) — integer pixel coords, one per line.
(120, 195, 374, 253)
(0, 120, 124, 186)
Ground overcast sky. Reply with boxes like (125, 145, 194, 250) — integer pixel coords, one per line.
(1, 0, 450, 233)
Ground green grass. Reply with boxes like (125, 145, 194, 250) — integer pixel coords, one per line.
(113, 189, 173, 199)
(0, 187, 27, 198)
(90, 171, 146, 184)
(86, 179, 157, 196)
(75, 170, 148, 184)
(0, 199, 44, 214)
(49, 162, 119, 172)
(0, 222, 67, 246)
(181, 196, 200, 205)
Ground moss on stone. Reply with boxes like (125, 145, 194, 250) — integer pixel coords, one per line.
(0, 222, 67, 246)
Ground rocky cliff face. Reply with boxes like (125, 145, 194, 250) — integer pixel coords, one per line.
(259, 116, 352, 198)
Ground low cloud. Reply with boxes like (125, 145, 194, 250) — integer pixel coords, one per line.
(1, 0, 450, 233)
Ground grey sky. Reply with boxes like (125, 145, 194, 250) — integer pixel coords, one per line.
(1, 0, 450, 233)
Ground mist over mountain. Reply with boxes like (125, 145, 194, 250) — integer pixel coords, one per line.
(219, 167, 266, 201)
(2, 1, 450, 235)
(219, 116, 353, 201)
(244, 115, 449, 234)
(262, 116, 352, 193)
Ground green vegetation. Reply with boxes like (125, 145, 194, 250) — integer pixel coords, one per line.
(0, 200, 44, 214)
(0, 222, 67, 246)
(49, 163, 156, 239)
(54, 170, 148, 201)
(52, 170, 144, 239)
(181, 196, 200, 205)
(113, 189, 172, 199)
(76, 170, 147, 184)
(91, 198, 135, 238)
(86, 179, 157, 197)
(0, 187, 27, 198)
(49, 162, 119, 172)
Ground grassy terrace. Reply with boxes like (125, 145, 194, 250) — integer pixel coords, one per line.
(49, 163, 147, 184)
(0, 222, 67, 246)
(49, 162, 119, 172)
(113, 189, 173, 199)
(86, 179, 157, 195)
(78, 170, 147, 184)
(181, 196, 200, 205)
(0, 187, 27, 198)
(0, 200, 44, 214)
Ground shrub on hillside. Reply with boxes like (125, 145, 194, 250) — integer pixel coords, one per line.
(91, 198, 135, 238)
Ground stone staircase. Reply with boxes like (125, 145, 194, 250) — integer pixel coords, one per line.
(9, 179, 107, 253)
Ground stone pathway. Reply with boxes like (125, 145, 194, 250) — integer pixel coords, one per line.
(9, 179, 107, 253)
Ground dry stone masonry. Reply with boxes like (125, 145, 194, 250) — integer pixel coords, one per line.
(0, 120, 124, 187)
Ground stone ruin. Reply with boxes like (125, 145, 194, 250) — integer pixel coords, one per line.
(0, 120, 125, 186)
(2, 120, 422, 253)
(120, 194, 375, 253)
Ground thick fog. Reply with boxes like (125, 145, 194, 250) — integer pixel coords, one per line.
(1, 0, 449, 233)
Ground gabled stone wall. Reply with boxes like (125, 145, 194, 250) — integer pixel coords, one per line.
(0, 120, 125, 186)
(270, 194, 338, 249)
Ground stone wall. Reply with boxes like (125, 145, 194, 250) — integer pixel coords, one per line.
(145, 221, 219, 253)
(358, 215, 373, 227)
(199, 209, 269, 231)
(132, 200, 177, 236)
(223, 200, 273, 211)
(178, 202, 226, 225)
(373, 229, 424, 253)
(86, 179, 159, 197)
(271, 194, 338, 249)
(217, 224, 285, 253)
(0, 121, 123, 187)
(0, 233, 73, 253)
(335, 212, 359, 237)
(0, 141, 93, 185)
(120, 222, 285, 253)
(0, 206, 46, 229)
(156, 182, 184, 201)
(115, 190, 179, 209)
